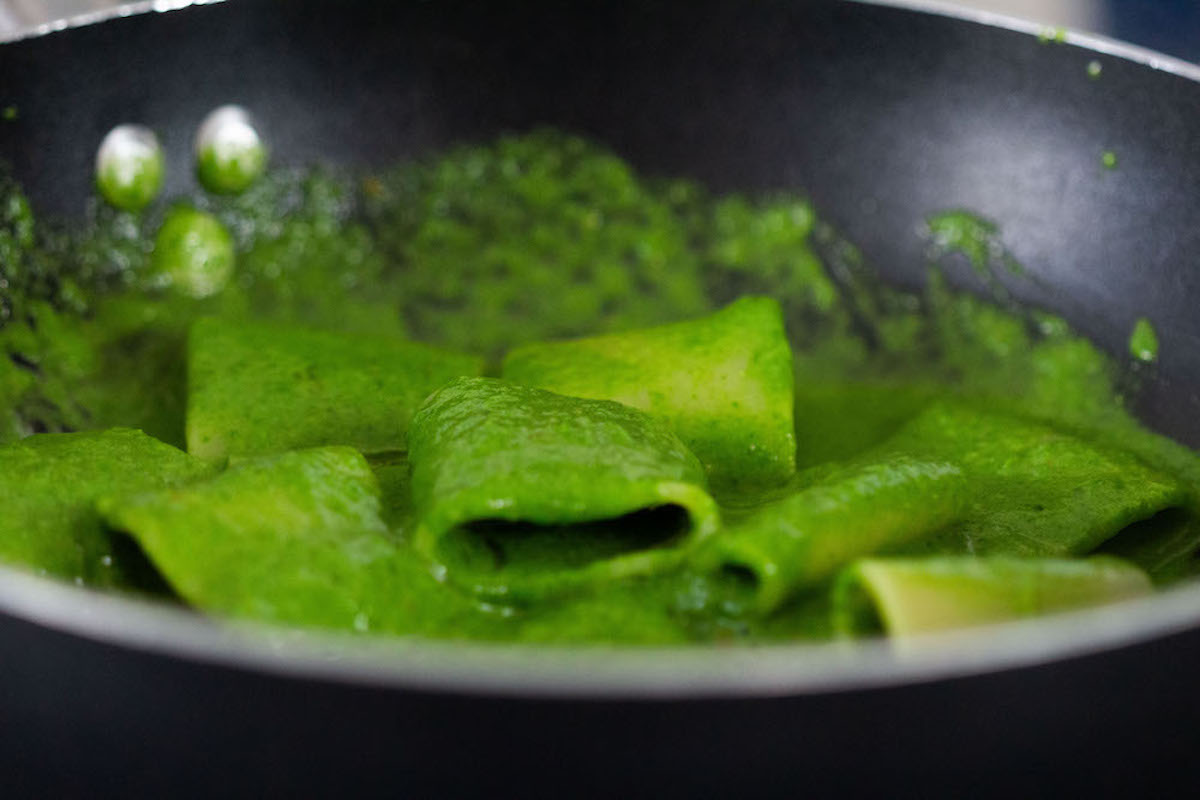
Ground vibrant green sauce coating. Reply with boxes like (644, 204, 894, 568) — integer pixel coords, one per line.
(95, 125, 165, 213)
(196, 107, 268, 195)
(186, 317, 483, 459)
(197, 147, 266, 196)
(877, 404, 1188, 557)
(364, 130, 710, 358)
(1097, 508, 1200, 585)
(503, 296, 796, 490)
(1130, 317, 1159, 363)
(151, 206, 235, 298)
(704, 457, 968, 613)
(0, 129, 1196, 643)
(834, 556, 1152, 637)
(0, 429, 216, 584)
(926, 211, 1002, 272)
(408, 377, 719, 602)
(100, 447, 494, 634)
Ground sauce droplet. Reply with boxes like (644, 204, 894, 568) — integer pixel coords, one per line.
(1129, 317, 1159, 363)
(1037, 26, 1067, 44)
(95, 124, 165, 212)
(195, 105, 268, 195)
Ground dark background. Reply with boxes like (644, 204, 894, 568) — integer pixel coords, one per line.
(1108, 0, 1200, 62)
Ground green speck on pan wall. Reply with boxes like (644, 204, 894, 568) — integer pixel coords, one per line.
(1130, 317, 1159, 363)
(1, 106, 17, 121)
(1037, 26, 1068, 44)
(1087, 60, 1103, 79)
(925, 210, 1024, 277)
(1102, 150, 1118, 169)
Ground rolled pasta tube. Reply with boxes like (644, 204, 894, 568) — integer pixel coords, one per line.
(99, 446, 495, 635)
(877, 404, 1190, 557)
(408, 377, 720, 602)
(503, 296, 796, 491)
(833, 556, 1153, 637)
(702, 457, 968, 614)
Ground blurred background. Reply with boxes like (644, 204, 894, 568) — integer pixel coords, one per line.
(3, 0, 1200, 63)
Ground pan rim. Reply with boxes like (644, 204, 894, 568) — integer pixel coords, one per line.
(3, 560, 1200, 699)
(4, 0, 1200, 86)
(0, 0, 224, 45)
(2, 0, 1200, 699)
(853, 0, 1200, 82)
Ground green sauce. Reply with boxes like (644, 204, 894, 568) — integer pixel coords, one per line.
(150, 206, 235, 297)
(1037, 26, 1068, 45)
(1130, 317, 1159, 363)
(1, 129, 1196, 644)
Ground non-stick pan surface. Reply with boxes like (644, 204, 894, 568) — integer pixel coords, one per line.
(3, 0, 1200, 795)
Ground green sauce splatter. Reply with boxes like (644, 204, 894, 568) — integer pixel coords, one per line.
(1, 106, 17, 122)
(1037, 26, 1068, 44)
(150, 206, 236, 298)
(927, 211, 1000, 271)
(1087, 60, 1103, 80)
(363, 130, 709, 359)
(1130, 317, 1159, 363)
(1102, 150, 1118, 170)
(924, 209, 1024, 300)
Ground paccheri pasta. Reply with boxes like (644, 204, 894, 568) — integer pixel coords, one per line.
(0, 130, 1196, 642)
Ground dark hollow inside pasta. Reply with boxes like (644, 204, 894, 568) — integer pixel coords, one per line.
(445, 505, 694, 576)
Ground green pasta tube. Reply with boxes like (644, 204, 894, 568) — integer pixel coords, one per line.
(701, 457, 968, 613)
(0, 429, 216, 585)
(100, 446, 492, 635)
(833, 556, 1153, 637)
(502, 295, 796, 490)
(1096, 508, 1200, 585)
(186, 317, 483, 460)
(408, 377, 720, 602)
(878, 404, 1189, 556)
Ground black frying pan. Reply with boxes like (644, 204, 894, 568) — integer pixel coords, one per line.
(3, 0, 1200, 795)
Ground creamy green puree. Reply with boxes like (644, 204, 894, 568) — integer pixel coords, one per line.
(1, 129, 1197, 643)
